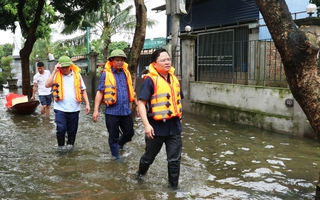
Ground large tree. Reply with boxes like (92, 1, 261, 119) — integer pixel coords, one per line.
(0, 0, 111, 96)
(253, 0, 320, 141)
(127, 0, 147, 86)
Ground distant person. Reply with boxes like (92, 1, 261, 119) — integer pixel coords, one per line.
(92, 49, 138, 160)
(136, 49, 183, 189)
(140, 66, 149, 78)
(13, 21, 22, 56)
(31, 62, 52, 116)
(45, 56, 90, 148)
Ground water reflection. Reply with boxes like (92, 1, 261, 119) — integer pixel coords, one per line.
(0, 88, 319, 199)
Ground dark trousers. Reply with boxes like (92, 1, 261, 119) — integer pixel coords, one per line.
(105, 114, 135, 157)
(54, 110, 80, 138)
(139, 134, 182, 187)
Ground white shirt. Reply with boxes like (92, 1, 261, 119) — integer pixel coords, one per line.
(53, 71, 86, 112)
(33, 70, 51, 95)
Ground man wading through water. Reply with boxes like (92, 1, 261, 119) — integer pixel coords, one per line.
(136, 49, 183, 189)
(92, 49, 138, 161)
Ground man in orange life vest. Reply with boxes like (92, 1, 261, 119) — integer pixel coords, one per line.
(92, 49, 138, 160)
(136, 49, 183, 189)
(45, 56, 90, 148)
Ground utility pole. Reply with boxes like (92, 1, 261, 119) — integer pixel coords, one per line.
(171, 14, 181, 78)
(167, 0, 180, 77)
(166, 0, 187, 79)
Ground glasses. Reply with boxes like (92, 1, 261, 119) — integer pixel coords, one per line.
(158, 58, 171, 63)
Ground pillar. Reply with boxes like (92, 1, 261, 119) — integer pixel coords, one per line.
(179, 34, 197, 99)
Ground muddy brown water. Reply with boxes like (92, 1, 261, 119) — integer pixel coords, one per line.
(0, 88, 319, 199)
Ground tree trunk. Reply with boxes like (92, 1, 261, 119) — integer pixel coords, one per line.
(128, 0, 147, 88)
(17, 0, 44, 97)
(103, 38, 111, 61)
(254, 0, 320, 140)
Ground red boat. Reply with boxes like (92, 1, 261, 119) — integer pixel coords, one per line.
(8, 100, 40, 115)
(5, 92, 40, 115)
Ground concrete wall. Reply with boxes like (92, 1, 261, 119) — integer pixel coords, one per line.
(181, 81, 314, 138)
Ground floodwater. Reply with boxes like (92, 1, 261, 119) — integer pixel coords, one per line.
(0, 88, 319, 200)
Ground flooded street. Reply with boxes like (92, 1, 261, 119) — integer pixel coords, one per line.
(0, 88, 319, 199)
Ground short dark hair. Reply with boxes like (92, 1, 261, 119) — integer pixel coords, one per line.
(151, 49, 168, 63)
(37, 62, 44, 67)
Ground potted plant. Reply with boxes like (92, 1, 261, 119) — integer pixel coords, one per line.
(0, 71, 4, 90)
(0, 56, 17, 88)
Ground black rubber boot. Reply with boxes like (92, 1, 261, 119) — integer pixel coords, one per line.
(57, 136, 65, 147)
(67, 136, 76, 145)
(137, 162, 149, 176)
(110, 143, 120, 160)
(168, 165, 180, 189)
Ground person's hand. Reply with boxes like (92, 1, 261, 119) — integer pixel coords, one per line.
(30, 96, 34, 101)
(85, 104, 90, 115)
(144, 124, 155, 139)
(54, 63, 62, 71)
(135, 105, 140, 118)
(92, 110, 100, 122)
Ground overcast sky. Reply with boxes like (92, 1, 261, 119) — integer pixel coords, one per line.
(0, 0, 166, 45)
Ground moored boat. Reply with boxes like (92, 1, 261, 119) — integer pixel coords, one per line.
(5, 92, 40, 115)
(7, 100, 40, 115)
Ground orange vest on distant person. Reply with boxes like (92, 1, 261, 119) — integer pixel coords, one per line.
(52, 64, 83, 102)
(103, 61, 135, 106)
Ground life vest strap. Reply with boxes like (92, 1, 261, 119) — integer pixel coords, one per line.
(149, 101, 171, 108)
(104, 98, 114, 102)
(105, 85, 116, 89)
(151, 93, 170, 100)
(104, 91, 115, 96)
(147, 110, 172, 117)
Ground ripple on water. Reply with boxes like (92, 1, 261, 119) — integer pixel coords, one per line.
(0, 93, 318, 199)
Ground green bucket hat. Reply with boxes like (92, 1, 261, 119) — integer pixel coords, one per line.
(108, 49, 127, 61)
(58, 56, 73, 67)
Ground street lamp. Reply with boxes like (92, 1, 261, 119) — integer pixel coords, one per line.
(306, 3, 317, 17)
(185, 25, 191, 34)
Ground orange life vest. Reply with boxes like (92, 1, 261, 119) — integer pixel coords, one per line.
(52, 64, 83, 102)
(145, 63, 182, 121)
(103, 61, 135, 106)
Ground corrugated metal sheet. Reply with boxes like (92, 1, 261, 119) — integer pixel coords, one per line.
(168, 0, 259, 34)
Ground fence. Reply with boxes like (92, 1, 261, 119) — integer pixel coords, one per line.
(196, 39, 288, 88)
